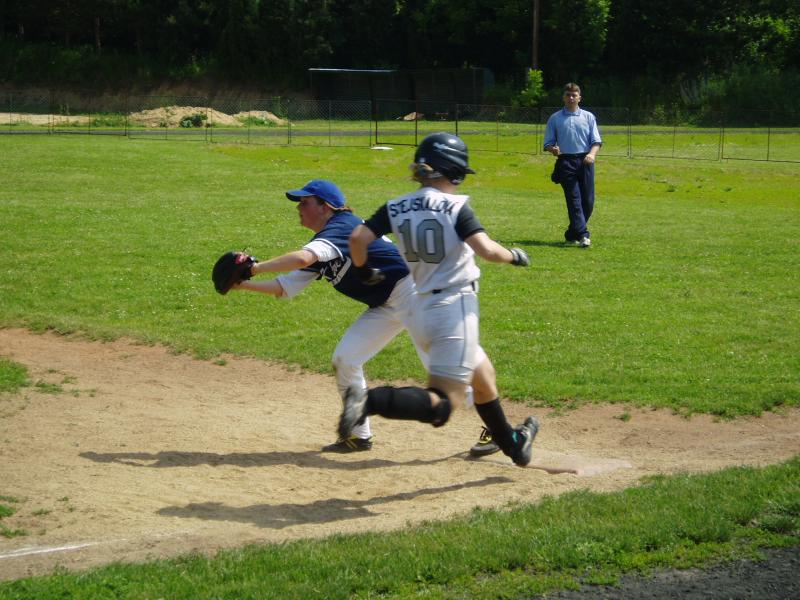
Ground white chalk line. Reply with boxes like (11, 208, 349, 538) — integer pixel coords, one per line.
(0, 541, 102, 560)
(0, 530, 191, 561)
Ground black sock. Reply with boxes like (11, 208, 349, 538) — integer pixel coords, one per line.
(475, 399, 516, 455)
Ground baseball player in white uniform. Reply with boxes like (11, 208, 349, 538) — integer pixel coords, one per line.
(339, 133, 539, 467)
(230, 178, 485, 454)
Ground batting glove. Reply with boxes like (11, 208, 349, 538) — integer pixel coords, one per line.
(354, 264, 386, 285)
(510, 248, 530, 267)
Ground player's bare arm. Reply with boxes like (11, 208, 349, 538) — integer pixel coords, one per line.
(466, 232, 530, 267)
(251, 249, 317, 275)
(233, 278, 285, 297)
(348, 224, 377, 267)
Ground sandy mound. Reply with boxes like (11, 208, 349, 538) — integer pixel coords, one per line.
(0, 113, 92, 126)
(232, 110, 288, 126)
(127, 106, 242, 128)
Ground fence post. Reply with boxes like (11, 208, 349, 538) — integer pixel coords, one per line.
(671, 124, 677, 159)
(627, 108, 632, 158)
(414, 101, 419, 146)
(374, 100, 379, 146)
(495, 108, 500, 152)
(719, 113, 725, 161)
(287, 99, 292, 145)
(767, 125, 771, 162)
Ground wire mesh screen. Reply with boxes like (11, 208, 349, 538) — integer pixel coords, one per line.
(456, 104, 540, 154)
(50, 90, 128, 136)
(206, 97, 288, 145)
(126, 96, 210, 141)
(374, 99, 421, 146)
(722, 110, 800, 163)
(373, 99, 459, 147)
(2, 87, 798, 163)
(4, 91, 52, 133)
(286, 99, 372, 147)
(628, 109, 722, 160)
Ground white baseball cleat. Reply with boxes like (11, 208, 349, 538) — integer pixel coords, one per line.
(579, 237, 592, 247)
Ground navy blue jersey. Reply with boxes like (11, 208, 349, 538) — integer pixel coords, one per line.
(304, 211, 409, 308)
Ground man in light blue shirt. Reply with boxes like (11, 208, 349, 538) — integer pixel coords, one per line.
(543, 82, 602, 247)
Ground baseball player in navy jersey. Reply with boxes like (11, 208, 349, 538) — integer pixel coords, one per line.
(544, 82, 602, 247)
(231, 179, 485, 453)
(339, 133, 540, 467)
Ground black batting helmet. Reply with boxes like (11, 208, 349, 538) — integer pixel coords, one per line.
(414, 132, 475, 184)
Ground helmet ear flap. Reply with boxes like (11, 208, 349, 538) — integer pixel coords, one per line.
(410, 162, 439, 183)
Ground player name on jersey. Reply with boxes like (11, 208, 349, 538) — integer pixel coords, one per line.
(389, 196, 455, 217)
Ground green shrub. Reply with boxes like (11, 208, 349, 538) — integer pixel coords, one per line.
(179, 113, 207, 128)
(513, 69, 546, 108)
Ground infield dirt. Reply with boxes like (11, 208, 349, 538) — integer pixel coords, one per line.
(1, 327, 798, 581)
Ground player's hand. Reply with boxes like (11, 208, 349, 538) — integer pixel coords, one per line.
(354, 264, 386, 285)
(549, 145, 560, 156)
(584, 154, 596, 165)
(510, 248, 530, 267)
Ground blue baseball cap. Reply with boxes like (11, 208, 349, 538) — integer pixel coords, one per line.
(285, 179, 346, 210)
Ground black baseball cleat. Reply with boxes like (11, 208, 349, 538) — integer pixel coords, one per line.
(469, 427, 501, 457)
(511, 416, 540, 467)
(322, 436, 373, 453)
(338, 385, 368, 441)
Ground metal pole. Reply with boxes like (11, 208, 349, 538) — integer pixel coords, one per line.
(767, 125, 771, 162)
(532, 0, 540, 70)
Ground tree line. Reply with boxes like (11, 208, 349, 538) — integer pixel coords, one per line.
(1, 0, 798, 110)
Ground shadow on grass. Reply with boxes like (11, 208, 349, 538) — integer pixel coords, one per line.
(502, 239, 580, 248)
(157, 476, 512, 528)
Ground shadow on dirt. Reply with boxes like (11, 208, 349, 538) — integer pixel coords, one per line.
(79, 449, 463, 470)
(156, 476, 512, 528)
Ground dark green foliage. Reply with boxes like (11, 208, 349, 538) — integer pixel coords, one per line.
(179, 113, 207, 128)
(0, 0, 797, 110)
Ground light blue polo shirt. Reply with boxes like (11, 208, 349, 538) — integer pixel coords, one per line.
(543, 108, 602, 154)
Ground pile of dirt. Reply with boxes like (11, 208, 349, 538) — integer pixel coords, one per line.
(232, 110, 287, 126)
(128, 106, 241, 128)
(0, 113, 92, 126)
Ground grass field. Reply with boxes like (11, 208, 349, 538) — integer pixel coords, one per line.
(0, 135, 797, 416)
(0, 135, 798, 596)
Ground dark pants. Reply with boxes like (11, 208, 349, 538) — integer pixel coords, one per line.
(556, 154, 595, 241)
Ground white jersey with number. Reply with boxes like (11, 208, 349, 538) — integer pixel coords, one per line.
(382, 187, 481, 294)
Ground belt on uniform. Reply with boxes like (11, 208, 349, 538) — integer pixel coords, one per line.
(431, 281, 477, 294)
(558, 152, 588, 158)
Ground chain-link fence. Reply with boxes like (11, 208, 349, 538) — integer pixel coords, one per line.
(456, 104, 540, 154)
(2, 89, 798, 162)
(126, 96, 210, 141)
(721, 110, 800, 163)
(205, 97, 288, 145)
(286, 99, 372, 147)
(3, 90, 52, 133)
(373, 99, 459, 147)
